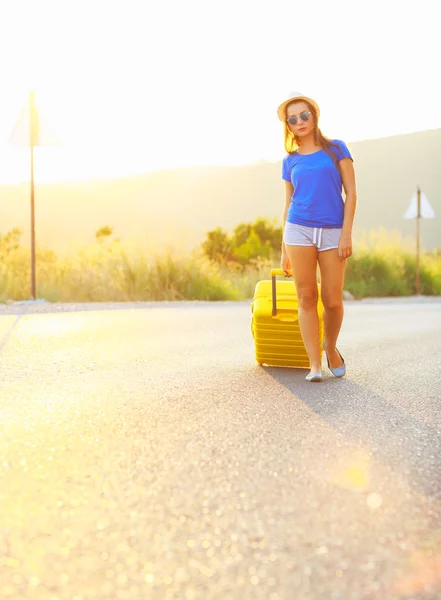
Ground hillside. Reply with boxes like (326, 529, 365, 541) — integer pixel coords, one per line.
(0, 128, 439, 252)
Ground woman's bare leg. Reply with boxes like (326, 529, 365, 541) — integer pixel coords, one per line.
(317, 249, 346, 368)
(284, 245, 321, 375)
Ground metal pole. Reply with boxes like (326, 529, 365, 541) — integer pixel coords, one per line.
(416, 186, 421, 296)
(30, 144, 36, 300)
(29, 91, 37, 300)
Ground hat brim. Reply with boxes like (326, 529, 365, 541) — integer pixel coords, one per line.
(277, 95, 320, 122)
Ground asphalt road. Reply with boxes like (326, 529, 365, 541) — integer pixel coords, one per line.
(0, 298, 440, 600)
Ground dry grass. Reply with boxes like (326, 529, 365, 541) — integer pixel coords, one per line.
(1, 229, 440, 303)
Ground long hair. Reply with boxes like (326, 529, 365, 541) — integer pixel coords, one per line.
(283, 100, 339, 168)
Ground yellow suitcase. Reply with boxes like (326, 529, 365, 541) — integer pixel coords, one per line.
(251, 268, 324, 368)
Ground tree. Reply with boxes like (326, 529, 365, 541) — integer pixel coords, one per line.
(231, 223, 253, 248)
(252, 217, 283, 251)
(201, 217, 283, 266)
(0, 228, 22, 254)
(201, 227, 233, 263)
(232, 230, 272, 265)
(96, 225, 114, 241)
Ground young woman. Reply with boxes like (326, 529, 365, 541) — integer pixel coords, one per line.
(278, 92, 357, 382)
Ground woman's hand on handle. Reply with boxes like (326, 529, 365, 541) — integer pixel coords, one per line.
(281, 251, 292, 277)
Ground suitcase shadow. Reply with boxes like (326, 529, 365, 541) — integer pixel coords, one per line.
(262, 366, 441, 501)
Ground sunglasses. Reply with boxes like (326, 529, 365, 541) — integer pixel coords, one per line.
(286, 111, 311, 126)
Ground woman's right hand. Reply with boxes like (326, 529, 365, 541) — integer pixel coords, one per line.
(281, 252, 291, 276)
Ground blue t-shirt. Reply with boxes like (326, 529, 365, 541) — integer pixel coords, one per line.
(281, 139, 353, 228)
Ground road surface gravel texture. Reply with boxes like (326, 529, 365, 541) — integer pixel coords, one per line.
(0, 297, 440, 600)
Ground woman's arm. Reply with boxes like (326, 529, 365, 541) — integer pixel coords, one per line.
(338, 158, 357, 260)
(281, 181, 294, 272)
(281, 181, 294, 253)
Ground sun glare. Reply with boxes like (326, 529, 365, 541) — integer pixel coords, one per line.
(1, 1, 441, 185)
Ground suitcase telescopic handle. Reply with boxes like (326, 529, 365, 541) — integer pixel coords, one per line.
(270, 268, 293, 316)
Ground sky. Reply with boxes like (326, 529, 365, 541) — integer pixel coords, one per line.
(0, 0, 440, 183)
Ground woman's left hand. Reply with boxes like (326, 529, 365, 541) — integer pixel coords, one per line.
(338, 233, 352, 260)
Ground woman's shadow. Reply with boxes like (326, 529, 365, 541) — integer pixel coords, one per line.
(263, 366, 441, 501)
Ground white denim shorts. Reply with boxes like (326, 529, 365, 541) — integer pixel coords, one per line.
(284, 222, 341, 252)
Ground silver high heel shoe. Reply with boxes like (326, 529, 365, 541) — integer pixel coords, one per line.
(323, 340, 346, 378)
(305, 371, 322, 382)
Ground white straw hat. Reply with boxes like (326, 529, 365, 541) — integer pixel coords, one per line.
(277, 91, 320, 121)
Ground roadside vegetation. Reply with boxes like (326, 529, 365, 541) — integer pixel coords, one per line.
(1, 221, 440, 303)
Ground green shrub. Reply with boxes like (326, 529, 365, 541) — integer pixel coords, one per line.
(201, 217, 282, 266)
